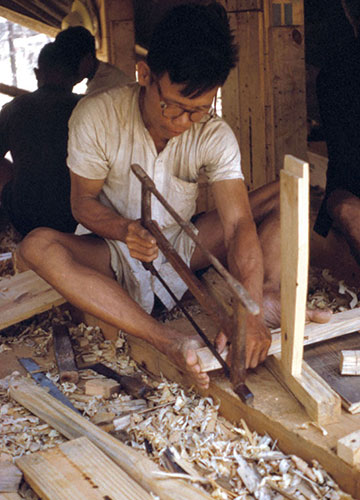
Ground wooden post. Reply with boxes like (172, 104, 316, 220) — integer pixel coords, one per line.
(265, 155, 341, 424)
(96, 0, 136, 80)
(280, 155, 309, 375)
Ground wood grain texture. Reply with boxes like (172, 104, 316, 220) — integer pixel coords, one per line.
(17, 437, 151, 500)
(0, 270, 65, 331)
(9, 378, 213, 500)
(222, 10, 268, 189)
(270, 25, 307, 177)
(280, 155, 309, 376)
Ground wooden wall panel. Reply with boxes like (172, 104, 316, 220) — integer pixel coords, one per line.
(270, 26, 307, 176)
(96, 0, 136, 79)
(221, 0, 306, 190)
(222, 11, 268, 190)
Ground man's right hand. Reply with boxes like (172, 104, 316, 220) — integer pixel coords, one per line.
(125, 220, 159, 262)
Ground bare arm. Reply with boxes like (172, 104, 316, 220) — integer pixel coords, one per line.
(70, 171, 158, 262)
(212, 178, 271, 367)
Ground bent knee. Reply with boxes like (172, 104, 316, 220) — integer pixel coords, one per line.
(19, 227, 59, 267)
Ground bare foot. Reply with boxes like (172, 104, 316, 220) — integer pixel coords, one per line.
(263, 289, 332, 329)
(161, 335, 210, 390)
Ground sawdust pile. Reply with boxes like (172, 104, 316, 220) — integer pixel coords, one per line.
(0, 308, 354, 500)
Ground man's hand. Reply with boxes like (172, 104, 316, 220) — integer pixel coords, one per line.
(245, 314, 271, 368)
(125, 220, 159, 262)
(215, 314, 271, 369)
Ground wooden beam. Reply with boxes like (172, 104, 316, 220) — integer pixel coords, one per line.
(0, 7, 59, 37)
(9, 378, 213, 500)
(97, 0, 136, 79)
(17, 437, 152, 500)
(280, 155, 309, 375)
(0, 83, 29, 98)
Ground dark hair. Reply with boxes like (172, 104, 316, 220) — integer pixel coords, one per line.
(54, 26, 96, 73)
(147, 2, 238, 97)
(37, 42, 76, 78)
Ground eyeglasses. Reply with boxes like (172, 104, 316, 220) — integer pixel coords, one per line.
(154, 78, 215, 123)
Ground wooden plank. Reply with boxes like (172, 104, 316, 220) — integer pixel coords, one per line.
(17, 437, 152, 500)
(9, 378, 213, 500)
(0, 270, 65, 331)
(0, 494, 22, 500)
(337, 431, 360, 467)
(280, 155, 309, 375)
(126, 326, 360, 498)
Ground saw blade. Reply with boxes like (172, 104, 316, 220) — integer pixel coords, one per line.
(18, 357, 80, 414)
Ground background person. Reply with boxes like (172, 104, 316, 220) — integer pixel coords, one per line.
(0, 42, 82, 236)
(54, 26, 133, 94)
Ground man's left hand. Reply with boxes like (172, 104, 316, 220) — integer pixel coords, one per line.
(244, 314, 271, 368)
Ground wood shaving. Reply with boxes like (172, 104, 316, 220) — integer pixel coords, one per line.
(0, 244, 358, 499)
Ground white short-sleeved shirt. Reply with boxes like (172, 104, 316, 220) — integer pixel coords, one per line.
(86, 61, 133, 95)
(68, 83, 243, 312)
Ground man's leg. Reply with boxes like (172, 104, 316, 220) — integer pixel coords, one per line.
(327, 189, 360, 265)
(19, 228, 210, 388)
(191, 180, 331, 327)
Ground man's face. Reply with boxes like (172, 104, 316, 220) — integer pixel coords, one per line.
(139, 64, 218, 141)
